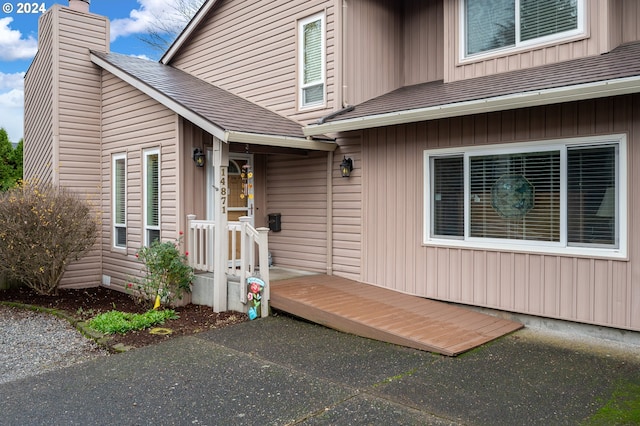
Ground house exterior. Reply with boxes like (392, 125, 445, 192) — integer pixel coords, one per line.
(24, 0, 640, 333)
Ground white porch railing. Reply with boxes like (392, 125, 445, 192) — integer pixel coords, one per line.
(186, 215, 270, 317)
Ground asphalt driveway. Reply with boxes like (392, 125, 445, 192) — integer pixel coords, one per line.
(1, 314, 639, 425)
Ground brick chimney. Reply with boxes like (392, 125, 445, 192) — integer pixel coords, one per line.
(68, 0, 90, 13)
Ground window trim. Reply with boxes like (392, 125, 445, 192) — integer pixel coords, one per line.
(112, 153, 127, 249)
(298, 11, 326, 110)
(423, 134, 627, 260)
(143, 148, 160, 247)
(459, 0, 586, 62)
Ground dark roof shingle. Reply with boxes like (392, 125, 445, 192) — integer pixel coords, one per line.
(325, 41, 640, 123)
(91, 51, 306, 139)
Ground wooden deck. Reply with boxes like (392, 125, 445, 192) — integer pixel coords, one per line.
(270, 274, 523, 356)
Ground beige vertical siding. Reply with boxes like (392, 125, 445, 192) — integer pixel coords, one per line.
(266, 153, 329, 271)
(343, 0, 403, 106)
(343, 0, 444, 105)
(332, 135, 362, 280)
(357, 95, 640, 332)
(180, 119, 211, 226)
(24, 10, 55, 184)
(403, 0, 444, 86)
(170, 0, 338, 125)
(100, 71, 180, 291)
(55, 8, 109, 288)
(622, 0, 640, 43)
(24, 6, 109, 288)
(443, 0, 640, 83)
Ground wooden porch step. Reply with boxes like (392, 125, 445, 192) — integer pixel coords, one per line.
(270, 274, 523, 356)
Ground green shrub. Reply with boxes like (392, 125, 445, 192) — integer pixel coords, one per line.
(87, 309, 178, 334)
(128, 235, 194, 308)
(0, 182, 98, 295)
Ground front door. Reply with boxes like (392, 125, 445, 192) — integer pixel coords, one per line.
(207, 152, 254, 263)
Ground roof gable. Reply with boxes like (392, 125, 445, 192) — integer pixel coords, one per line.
(91, 51, 335, 151)
(160, 0, 219, 65)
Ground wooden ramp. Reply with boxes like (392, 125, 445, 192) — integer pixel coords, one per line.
(270, 274, 523, 356)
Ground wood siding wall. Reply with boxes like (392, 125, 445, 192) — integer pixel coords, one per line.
(100, 71, 180, 291)
(443, 0, 640, 83)
(353, 95, 640, 332)
(170, 0, 338, 125)
(343, 0, 444, 106)
(331, 136, 362, 280)
(622, 0, 640, 43)
(264, 143, 362, 280)
(24, 6, 109, 288)
(51, 7, 108, 288)
(180, 119, 211, 224)
(24, 10, 54, 184)
(266, 153, 329, 272)
(403, 0, 444, 86)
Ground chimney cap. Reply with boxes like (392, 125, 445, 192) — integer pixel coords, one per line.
(68, 0, 90, 12)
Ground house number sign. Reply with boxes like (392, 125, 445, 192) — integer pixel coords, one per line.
(219, 166, 228, 214)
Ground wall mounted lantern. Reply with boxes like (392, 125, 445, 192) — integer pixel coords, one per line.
(193, 148, 205, 167)
(340, 156, 353, 178)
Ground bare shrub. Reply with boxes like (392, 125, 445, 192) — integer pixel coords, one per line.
(0, 182, 98, 295)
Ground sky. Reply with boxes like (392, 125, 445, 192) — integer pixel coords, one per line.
(0, 0, 200, 143)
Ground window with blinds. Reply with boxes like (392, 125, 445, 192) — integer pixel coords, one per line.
(144, 150, 160, 246)
(567, 145, 617, 246)
(469, 151, 560, 241)
(432, 156, 464, 237)
(299, 13, 325, 108)
(425, 136, 624, 255)
(113, 154, 126, 248)
(464, 0, 582, 57)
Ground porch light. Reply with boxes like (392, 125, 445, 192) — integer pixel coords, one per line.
(193, 148, 205, 167)
(340, 157, 353, 178)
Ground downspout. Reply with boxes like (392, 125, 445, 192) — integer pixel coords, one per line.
(326, 150, 333, 275)
(341, 0, 347, 108)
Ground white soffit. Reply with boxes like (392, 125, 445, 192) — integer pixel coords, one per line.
(303, 76, 640, 136)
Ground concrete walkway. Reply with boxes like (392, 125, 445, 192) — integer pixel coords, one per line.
(2, 314, 639, 425)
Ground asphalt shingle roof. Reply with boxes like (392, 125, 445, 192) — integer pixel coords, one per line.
(325, 41, 640, 123)
(91, 51, 306, 139)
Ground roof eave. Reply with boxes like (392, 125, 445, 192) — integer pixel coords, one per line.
(91, 53, 336, 151)
(303, 76, 640, 136)
(160, 0, 220, 64)
(225, 131, 337, 151)
(91, 52, 228, 141)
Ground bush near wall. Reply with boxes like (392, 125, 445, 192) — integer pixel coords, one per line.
(0, 182, 98, 295)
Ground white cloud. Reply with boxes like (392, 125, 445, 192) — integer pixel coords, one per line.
(0, 17, 38, 61)
(0, 72, 25, 142)
(129, 53, 152, 61)
(110, 0, 200, 42)
(0, 71, 25, 91)
(0, 90, 24, 143)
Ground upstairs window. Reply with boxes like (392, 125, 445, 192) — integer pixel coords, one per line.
(425, 135, 626, 258)
(143, 149, 160, 246)
(113, 153, 127, 249)
(463, 0, 583, 58)
(299, 12, 325, 109)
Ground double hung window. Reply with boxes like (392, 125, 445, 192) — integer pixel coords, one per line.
(463, 0, 583, 58)
(113, 153, 127, 249)
(144, 149, 160, 246)
(299, 12, 325, 108)
(425, 135, 626, 257)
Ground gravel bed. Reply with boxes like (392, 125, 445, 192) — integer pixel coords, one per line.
(0, 305, 109, 384)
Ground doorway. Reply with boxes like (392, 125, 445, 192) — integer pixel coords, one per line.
(206, 152, 254, 264)
(206, 152, 254, 225)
